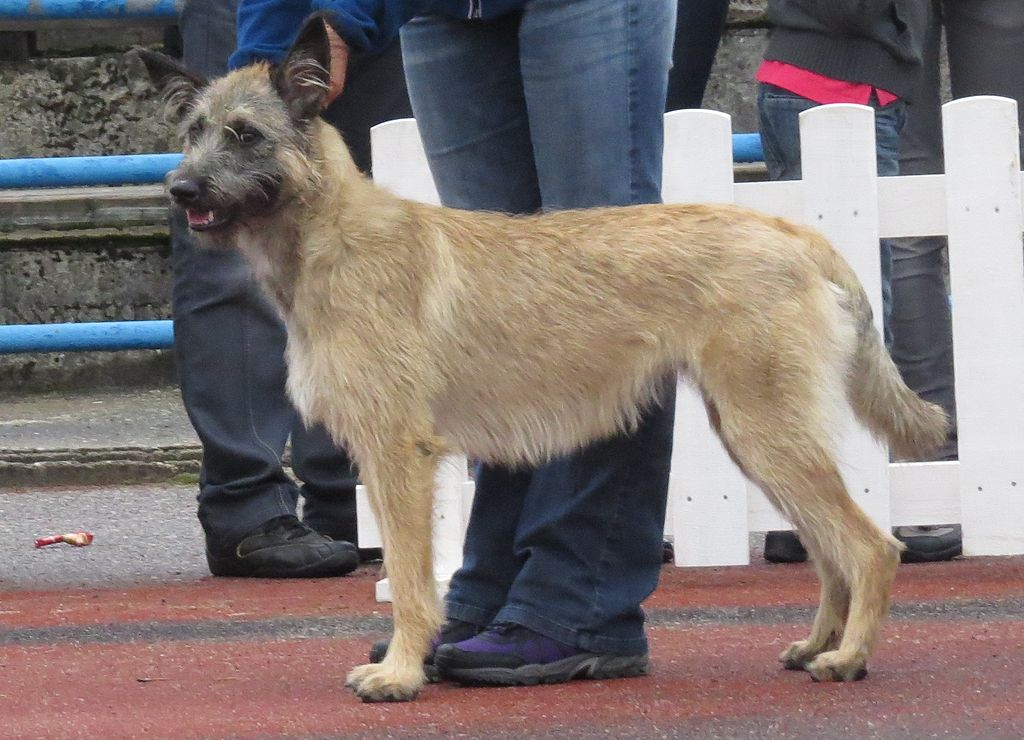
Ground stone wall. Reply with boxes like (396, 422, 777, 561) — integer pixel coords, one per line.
(0, 19, 770, 393)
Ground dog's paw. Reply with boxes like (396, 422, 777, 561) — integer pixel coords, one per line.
(779, 640, 823, 670)
(804, 650, 868, 682)
(346, 662, 425, 702)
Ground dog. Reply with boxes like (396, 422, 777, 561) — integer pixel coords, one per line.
(135, 16, 947, 703)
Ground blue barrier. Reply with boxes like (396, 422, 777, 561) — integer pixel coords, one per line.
(0, 320, 173, 354)
(0, 153, 182, 189)
(731, 133, 763, 164)
(0, 136, 765, 189)
(0, 0, 180, 20)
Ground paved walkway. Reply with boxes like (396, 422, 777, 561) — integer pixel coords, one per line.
(1, 483, 1023, 738)
(2, 391, 1024, 737)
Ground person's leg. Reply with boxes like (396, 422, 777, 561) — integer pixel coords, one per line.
(483, 0, 676, 658)
(175, 0, 357, 577)
(177, 0, 294, 543)
(298, 38, 413, 546)
(887, 0, 1024, 562)
(400, 13, 542, 632)
(890, 1, 958, 462)
(944, 0, 1024, 157)
(757, 84, 906, 561)
(666, 0, 730, 111)
(756, 82, 820, 564)
(410, 1, 676, 684)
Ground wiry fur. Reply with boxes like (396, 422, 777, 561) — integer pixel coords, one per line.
(137, 17, 948, 703)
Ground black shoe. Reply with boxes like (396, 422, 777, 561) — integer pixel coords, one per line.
(369, 618, 482, 683)
(894, 525, 962, 563)
(206, 515, 360, 578)
(764, 530, 808, 563)
(302, 516, 383, 563)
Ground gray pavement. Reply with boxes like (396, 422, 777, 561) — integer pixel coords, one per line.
(0, 386, 210, 588)
(0, 386, 201, 485)
(0, 482, 208, 590)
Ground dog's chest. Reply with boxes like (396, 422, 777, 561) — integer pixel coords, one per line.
(283, 331, 319, 424)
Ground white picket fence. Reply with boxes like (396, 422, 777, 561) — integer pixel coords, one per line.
(358, 96, 1024, 600)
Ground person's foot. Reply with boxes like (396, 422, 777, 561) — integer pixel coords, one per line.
(894, 525, 962, 563)
(368, 618, 482, 682)
(434, 622, 649, 686)
(764, 530, 808, 563)
(206, 515, 360, 577)
(302, 515, 382, 563)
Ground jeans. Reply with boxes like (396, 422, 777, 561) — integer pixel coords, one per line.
(400, 0, 676, 656)
(757, 83, 906, 348)
(666, 0, 730, 111)
(175, 0, 410, 544)
(891, 0, 1024, 461)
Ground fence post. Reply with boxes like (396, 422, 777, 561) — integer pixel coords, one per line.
(798, 104, 892, 530)
(943, 95, 1024, 555)
(662, 110, 750, 566)
(369, 118, 472, 600)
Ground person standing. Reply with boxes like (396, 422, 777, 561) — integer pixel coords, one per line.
(172, 0, 411, 577)
(886, 0, 1024, 562)
(232, 0, 677, 684)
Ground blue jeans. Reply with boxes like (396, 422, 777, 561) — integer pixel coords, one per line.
(757, 83, 905, 348)
(176, 0, 410, 545)
(400, 0, 676, 656)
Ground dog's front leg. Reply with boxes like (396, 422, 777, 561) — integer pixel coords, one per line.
(345, 428, 444, 702)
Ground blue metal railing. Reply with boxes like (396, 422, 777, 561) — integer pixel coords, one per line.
(0, 320, 173, 354)
(732, 133, 763, 163)
(0, 136, 765, 353)
(0, 135, 766, 190)
(0, 0, 180, 21)
(0, 153, 183, 189)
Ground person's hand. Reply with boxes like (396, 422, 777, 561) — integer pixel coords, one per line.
(324, 23, 349, 107)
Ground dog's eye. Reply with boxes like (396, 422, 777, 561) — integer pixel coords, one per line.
(237, 127, 263, 145)
(187, 119, 205, 144)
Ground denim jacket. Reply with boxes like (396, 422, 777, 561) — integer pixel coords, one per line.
(230, 0, 526, 69)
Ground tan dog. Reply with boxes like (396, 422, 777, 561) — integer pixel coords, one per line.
(136, 16, 947, 702)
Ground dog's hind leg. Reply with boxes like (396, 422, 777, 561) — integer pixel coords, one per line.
(344, 419, 446, 702)
(703, 397, 849, 670)
(778, 557, 848, 670)
(703, 385, 898, 682)
(798, 496, 900, 682)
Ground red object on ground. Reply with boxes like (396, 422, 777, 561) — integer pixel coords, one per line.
(34, 531, 95, 549)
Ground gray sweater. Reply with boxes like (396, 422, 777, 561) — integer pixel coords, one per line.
(764, 0, 928, 100)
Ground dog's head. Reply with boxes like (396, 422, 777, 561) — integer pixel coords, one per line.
(132, 16, 335, 243)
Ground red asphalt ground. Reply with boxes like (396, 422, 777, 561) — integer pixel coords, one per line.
(2, 557, 1024, 739)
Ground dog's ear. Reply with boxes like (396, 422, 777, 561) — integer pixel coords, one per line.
(271, 13, 332, 124)
(129, 48, 207, 123)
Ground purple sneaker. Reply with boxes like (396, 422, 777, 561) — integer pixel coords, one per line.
(368, 618, 482, 683)
(433, 622, 649, 686)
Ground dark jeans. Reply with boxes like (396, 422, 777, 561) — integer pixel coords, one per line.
(666, 0, 729, 111)
(401, 0, 676, 656)
(757, 83, 906, 348)
(891, 0, 1024, 461)
(175, 0, 411, 545)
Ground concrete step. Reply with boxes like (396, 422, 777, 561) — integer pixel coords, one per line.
(0, 385, 199, 486)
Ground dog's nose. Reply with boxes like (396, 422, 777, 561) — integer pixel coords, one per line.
(169, 178, 202, 204)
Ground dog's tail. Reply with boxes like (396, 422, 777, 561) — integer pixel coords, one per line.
(808, 231, 950, 460)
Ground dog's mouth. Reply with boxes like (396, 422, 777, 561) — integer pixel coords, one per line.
(185, 208, 234, 232)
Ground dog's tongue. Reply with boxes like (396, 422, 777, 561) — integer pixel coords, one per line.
(186, 209, 216, 228)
